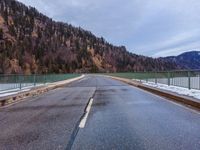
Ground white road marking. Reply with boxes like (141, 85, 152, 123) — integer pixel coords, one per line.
(134, 86, 200, 115)
(163, 98, 200, 115)
(79, 98, 94, 128)
(78, 78, 87, 82)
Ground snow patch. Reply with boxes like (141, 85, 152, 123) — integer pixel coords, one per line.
(0, 89, 30, 97)
(0, 84, 44, 98)
(139, 81, 200, 100)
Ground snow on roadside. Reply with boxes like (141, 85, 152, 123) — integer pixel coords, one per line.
(138, 80, 200, 100)
(0, 84, 44, 98)
(0, 89, 31, 97)
(0, 75, 84, 98)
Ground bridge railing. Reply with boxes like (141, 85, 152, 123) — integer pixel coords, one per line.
(107, 70, 200, 90)
(0, 74, 80, 92)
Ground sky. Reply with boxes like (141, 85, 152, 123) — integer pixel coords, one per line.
(17, 0, 200, 57)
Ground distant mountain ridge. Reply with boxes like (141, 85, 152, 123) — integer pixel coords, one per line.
(0, 0, 179, 74)
(163, 51, 200, 70)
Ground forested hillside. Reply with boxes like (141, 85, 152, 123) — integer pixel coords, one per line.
(163, 51, 200, 70)
(0, 0, 179, 74)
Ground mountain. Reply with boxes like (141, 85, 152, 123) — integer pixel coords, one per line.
(0, 0, 179, 74)
(163, 51, 200, 70)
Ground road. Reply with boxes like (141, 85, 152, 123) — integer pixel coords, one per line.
(0, 75, 200, 150)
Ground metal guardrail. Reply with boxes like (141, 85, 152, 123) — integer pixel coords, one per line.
(107, 70, 200, 90)
(0, 74, 80, 92)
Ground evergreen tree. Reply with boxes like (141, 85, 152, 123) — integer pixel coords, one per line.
(0, 28, 3, 40)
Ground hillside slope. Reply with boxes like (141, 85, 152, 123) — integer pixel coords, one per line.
(0, 0, 179, 74)
(163, 51, 200, 70)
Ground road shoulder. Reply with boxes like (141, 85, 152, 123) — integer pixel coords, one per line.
(0, 75, 84, 107)
(108, 76, 200, 111)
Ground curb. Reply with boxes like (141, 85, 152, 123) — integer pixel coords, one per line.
(109, 76, 200, 110)
(0, 75, 84, 107)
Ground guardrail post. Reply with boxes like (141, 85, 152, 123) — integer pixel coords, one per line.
(199, 73, 200, 90)
(167, 72, 170, 86)
(15, 74, 17, 89)
(19, 75, 22, 90)
(188, 71, 191, 90)
(34, 74, 36, 87)
(155, 72, 157, 84)
(44, 74, 46, 85)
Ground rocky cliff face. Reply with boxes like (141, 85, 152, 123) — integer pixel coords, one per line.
(0, 0, 179, 74)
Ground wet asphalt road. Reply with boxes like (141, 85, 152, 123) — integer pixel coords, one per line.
(0, 75, 200, 150)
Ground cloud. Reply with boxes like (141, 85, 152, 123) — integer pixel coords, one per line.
(152, 41, 200, 57)
(136, 29, 200, 56)
(18, 0, 200, 57)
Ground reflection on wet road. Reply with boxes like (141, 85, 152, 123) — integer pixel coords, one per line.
(0, 75, 200, 150)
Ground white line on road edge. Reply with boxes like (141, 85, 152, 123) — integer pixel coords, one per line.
(77, 78, 87, 82)
(79, 98, 94, 128)
(135, 86, 200, 115)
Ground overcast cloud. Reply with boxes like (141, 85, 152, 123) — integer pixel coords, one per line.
(18, 0, 200, 57)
